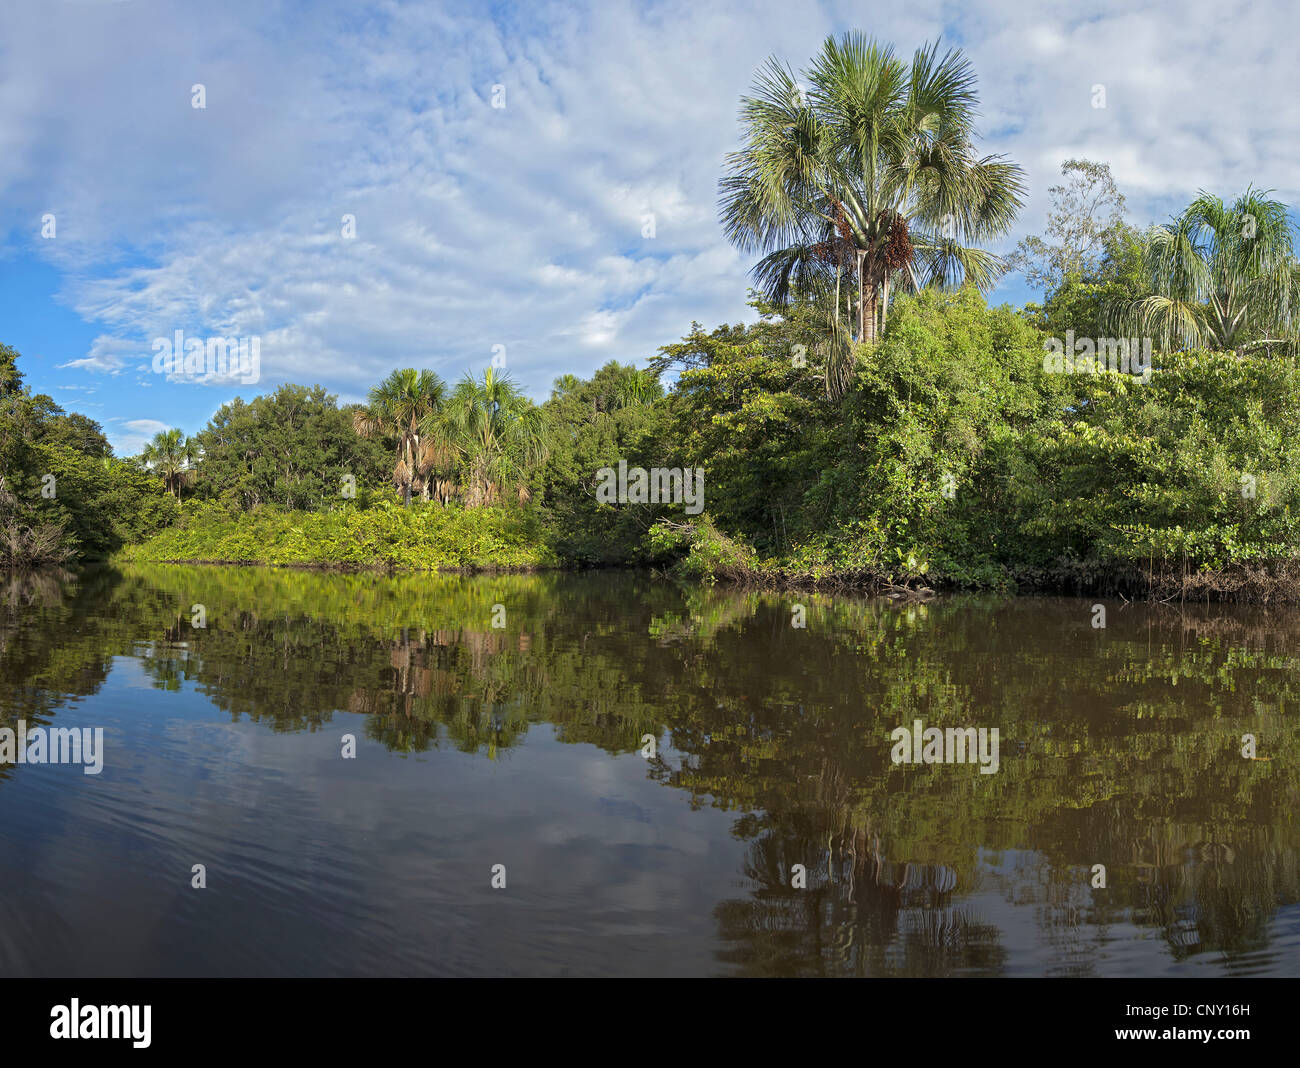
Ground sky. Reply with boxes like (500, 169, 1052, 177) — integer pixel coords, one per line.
(1, 0, 1298, 455)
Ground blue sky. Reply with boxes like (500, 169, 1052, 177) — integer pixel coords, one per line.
(2, 0, 1298, 454)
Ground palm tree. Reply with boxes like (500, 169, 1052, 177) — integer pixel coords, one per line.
(140, 428, 197, 498)
(719, 33, 1025, 393)
(1107, 188, 1300, 355)
(443, 368, 547, 507)
(594, 364, 659, 419)
(353, 369, 449, 505)
(611, 366, 659, 409)
(551, 373, 582, 401)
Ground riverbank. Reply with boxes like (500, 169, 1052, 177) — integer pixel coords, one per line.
(118, 506, 1300, 604)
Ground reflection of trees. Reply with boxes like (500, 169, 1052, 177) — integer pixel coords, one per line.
(1, 565, 114, 719)
(647, 594, 1300, 975)
(3, 564, 1298, 974)
(713, 811, 1005, 977)
(0, 566, 122, 782)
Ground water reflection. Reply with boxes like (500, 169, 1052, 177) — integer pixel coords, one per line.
(0, 564, 1296, 976)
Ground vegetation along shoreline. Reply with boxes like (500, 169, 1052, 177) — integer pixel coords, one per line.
(8, 35, 1300, 605)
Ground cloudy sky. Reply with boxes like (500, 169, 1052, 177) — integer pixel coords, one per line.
(1, 0, 1297, 454)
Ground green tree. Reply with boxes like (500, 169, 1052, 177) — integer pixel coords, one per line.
(34, 445, 178, 557)
(140, 428, 197, 498)
(1109, 187, 1300, 354)
(1024, 223, 1146, 340)
(444, 368, 547, 508)
(26, 398, 112, 457)
(537, 361, 669, 563)
(1014, 348, 1300, 582)
(0, 345, 72, 564)
(195, 384, 389, 511)
(0, 344, 140, 564)
(664, 307, 833, 551)
(353, 369, 449, 506)
(719, 31, 1025, 365)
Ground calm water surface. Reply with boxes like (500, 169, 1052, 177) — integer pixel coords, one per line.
(1, 564, 1297, 976)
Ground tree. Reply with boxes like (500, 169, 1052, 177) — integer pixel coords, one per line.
(196, 385, 389, 511)
(1008, 158, 1128, 295)
(0, 346, 73, 567)
(665, 312, 831, 549)
(718, 31, 1025, 373)
(538, 362, 670, 563)
(1024, 223, 1145, 340)
(0, 343, 21, 396)
(1108, 188, 1300, 355)
(444, 368, 547, 508)
(353, 369, 449, 506)
(33, 445, 178, 557)
(140, 428, 197, 498)
(0, 343, 152, 564)
(581, 363, 660, 421)
(24, 396, 112, 457)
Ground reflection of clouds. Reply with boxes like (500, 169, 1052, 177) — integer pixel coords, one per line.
(1, 652, 748, 974)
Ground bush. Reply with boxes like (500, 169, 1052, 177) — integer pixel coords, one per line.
(121, 501, 556, 570)
(1014, 349, 1300, 581)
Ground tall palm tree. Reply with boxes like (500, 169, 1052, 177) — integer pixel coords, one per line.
(353, 369, 449, 505)
(140, 428, 197, 499)
(594, 365, 659, 419)
(719, 33, 1025, 393)
(1107, 188, 1300, 355)
(443, 368, 547, 507)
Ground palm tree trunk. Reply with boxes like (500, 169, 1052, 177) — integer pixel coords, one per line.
(834, 260, 842, 332)
(855, 249, 867, 341)
(862, 284, 878, 344)
(403, 438, 413, 506)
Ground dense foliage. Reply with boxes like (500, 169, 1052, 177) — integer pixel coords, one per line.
(195, 385, 390, 511)
(119, 499, 553, 570)
(0, 344, 177, 564)
(12, 264, 1300, 599)
(5, 62, 1300, 601)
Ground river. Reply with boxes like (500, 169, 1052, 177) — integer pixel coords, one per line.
(1, 564, 1296, 976)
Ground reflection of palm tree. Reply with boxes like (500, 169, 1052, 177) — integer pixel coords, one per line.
(714, 818, 996, 977)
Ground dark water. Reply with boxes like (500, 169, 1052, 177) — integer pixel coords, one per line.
(1, 564, 1297, 977)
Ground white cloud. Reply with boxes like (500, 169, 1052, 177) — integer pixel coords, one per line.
(58, 335, 138, 374)
(2, 0, 1299, 410)
(112, 417, 172, 456)
(122, 419, 169, 434)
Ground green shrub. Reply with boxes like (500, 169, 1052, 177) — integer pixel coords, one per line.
(121, 500, 556, 570)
